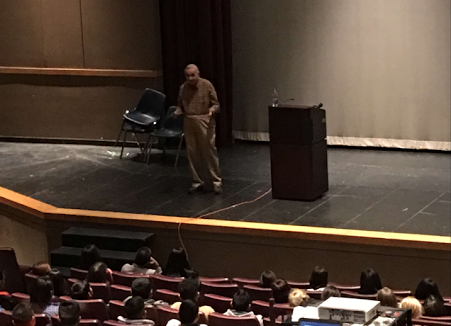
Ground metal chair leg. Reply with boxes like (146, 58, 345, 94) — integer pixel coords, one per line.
(114, 121, 125, 147)
(175, 134, 184, 167)
(132, 133, 143, 152)
(120, 131, 127, 159)
(146, 138, 154, 164)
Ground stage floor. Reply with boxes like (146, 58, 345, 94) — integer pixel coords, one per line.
(0, 142, 449, 237)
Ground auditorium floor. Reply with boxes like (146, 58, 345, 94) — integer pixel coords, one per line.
(0, 141, 449, 236)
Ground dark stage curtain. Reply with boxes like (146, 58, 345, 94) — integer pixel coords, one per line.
(159, 0, 233, 146)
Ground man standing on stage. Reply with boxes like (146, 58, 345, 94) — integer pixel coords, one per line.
(174, 64, 222, 194)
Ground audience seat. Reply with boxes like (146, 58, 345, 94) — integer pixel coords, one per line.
(263, 316, 283, 326)
(0, 247, 26, 293)
(202, 293, 232, 313)
(112, 271, 148, 287)
(90, 282, 111, 303)
(420, 316, 451, 322)
(286, 281, 309, 289)
(243, 284, 273, 302)
(109, 300, 125, 321)
(412, 319, 451, 326)
(200, 277, 230, 283)
(104, 321, 150, 326)
(209, 312, 260, 326)
(306, 290, 323, 300)
(251, 300, 293, 318)
(110, 284, 131, 301)
(341, 291, 376, 300)
(154, 289, 180, 304)
(0, 310, 13, 326)
(392, 289, 412, 297)
(11, 292, 30, 304)
(328, 283, 360, 291)
(35, 314, 52, 326)
(151, 274, 183, 292)
(24, 273, 38, 294)
(201, 282, 238, 298)
(79, 320, 101, 326)
(156, 305, 180, 326)
(70, 268, 88, 280)
(74, 299, 109, 322)
(232, 278, 260, 287)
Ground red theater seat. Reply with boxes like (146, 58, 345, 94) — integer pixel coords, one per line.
(243, 284, 272, 302)
(70, 268, 88, 280)
(110, 284, 131, 301)
(209, 312, 260, 326)
(232, 278, 260, 287)
(112, 271, 148, 287)
(154, 289, 179, 304)
(201, 282, 238, 298)
(151, 274, 183, 292)
(202, 293, 232, 313)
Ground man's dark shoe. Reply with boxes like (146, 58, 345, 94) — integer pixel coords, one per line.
(188, 185, 204, 194)
(214, 185, 223, 195)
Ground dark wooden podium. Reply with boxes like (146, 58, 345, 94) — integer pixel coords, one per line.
(269, 104, 328, 201)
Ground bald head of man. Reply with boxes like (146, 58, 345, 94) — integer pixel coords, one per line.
(185, 64, 200, 86)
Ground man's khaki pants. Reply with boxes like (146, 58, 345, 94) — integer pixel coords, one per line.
(184, 115, 222, 188)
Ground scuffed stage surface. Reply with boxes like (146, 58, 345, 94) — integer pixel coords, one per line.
(0, 142, 449, 236)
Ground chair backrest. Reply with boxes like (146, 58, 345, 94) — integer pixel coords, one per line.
(11, 292, 30, 304)
(0, 310, 13, 326)
(104, 321, 150, 326)
(156, 305, 179, 326)
(112, 271, 148, 287)
(244, 284, 273, 302)
(203, 293, 232, 313)
(0, 247, 25, 293)
(76, 299, 109, 321)
(136, 88, 166, 118)
(201, 282, 238, 298)
(286, 281, 309, 289)
(328, 283, 360, 291)
(306, 290, 323, 300)
(392, 289, 412, 297)
(250, 300, 293, 318)
(90, 282, 111, 303)
(70, 267, 88, 280)
(154, 289, 180, 304)
(110, 284, 131, 301)
(420, 316, 451, 322)
(412, 319, 451, 326)
(151, 274, 183, 292)
(24, 273, 39, 294)
(341, 291, 377, 300)
(108, 299, 125, 321)
(35, 314, 51, 326)
(263, 316, 283, 326)
(209, 311, 260, 326)
(232, 278, 260, 287)
(200, 276, 230, 284)
(80, 320, 101, 326)
(161, 106, 183, 132)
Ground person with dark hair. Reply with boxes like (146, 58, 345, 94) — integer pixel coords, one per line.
(259, 270, 277, 288)
(59, 300, 81, 326)
(122, 247, 162, 275)
(171, 277, 214, 320)
(79, 244, 102, 270)
(48, 268, 69, 297)
(414, 278, 443, 301)
(164, 248, 192, 277)
(70, 280, 93, 300)
(308, 266, 328, 291)
(30, 276, 59, 316)
(321, 285, 341, 301)
(423, 294, 446, 317)
(271, 279, 291, 304)
(118, 296, 155, 324)
(224, 289, 263, 326)
(12, 303, 36, 326)
(358, 269, 382, 294)
(87, 262, 110, 284)
(124, 278, 167, 306)
(31, 262, 51, 276)
(167, 299, 209, 326)
(376, 287, 397, 308)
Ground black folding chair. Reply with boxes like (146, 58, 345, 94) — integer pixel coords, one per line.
(115, 88, 165, 159)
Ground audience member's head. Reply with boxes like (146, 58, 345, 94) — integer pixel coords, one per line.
(164, 248, 191, 277)
(423, 295, 445, 317)
(87, 262, 108, 283)
(12, 303, 35, 326)
(359, 269, 382, 294)
(271, 279, 291, 304)
(399, 296, 423, 319)
(309, 266, 328, 290)
(414, 278, 442, 301)
(48, 268, 69, 297)
(134, 247, 153, 267)
(288, 289, 309, 307)
(376, 287, 398, 308)
(30, 276, 53, 309)
(70, 280, 92, 300)
(59, 300, 81, 326)
(131, 278, 152, 300)
(259, 270, 277, 288)
(124, 296, 146, 320)
(179, 300, 199, 325)
(80, 244, 102, 270)
(31, 262, 51, 276)
(178, 277, 201, 301)
(232, 289, 251, 312)
(321, 285, 341, 301)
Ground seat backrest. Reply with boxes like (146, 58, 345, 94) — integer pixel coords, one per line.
(306, 290, 323, 300)
(0, 310, 13, 326)
(35, 314, 51, 326)
(112, 271, 148, 287)
(108, 299, 125, 321)
(286, 281, 309, 289)
(203, 293, 232, 313)
(70, 268, 88, 280)
(0, 247, 25, 293)
(232, 278, 260, 287)
(76, 299, 109, 321)
(328, 282, 360, 291)
(90, 282, 111, 303)
(200, 277, 230, 284)
(24, 273, 39, 294)
(156, 305, 179, 326)
(209, 311, 260, 326)
(79, 320, 101, 326)
(12, 292, 30, 304)
(201, 282, 238, 298)
(110, 284, 131, 301)
(244, 285, 273, 302)
(151, 274, 183, 292)
(104, 320, 149, 326)
(412, 319, 451, 326)
(161, 106, 183, 132)
(136, 88, 166, 118)
(341, 291, 377, 300)
(154, 289, 180, 304)
(250, 300, 293, 318)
